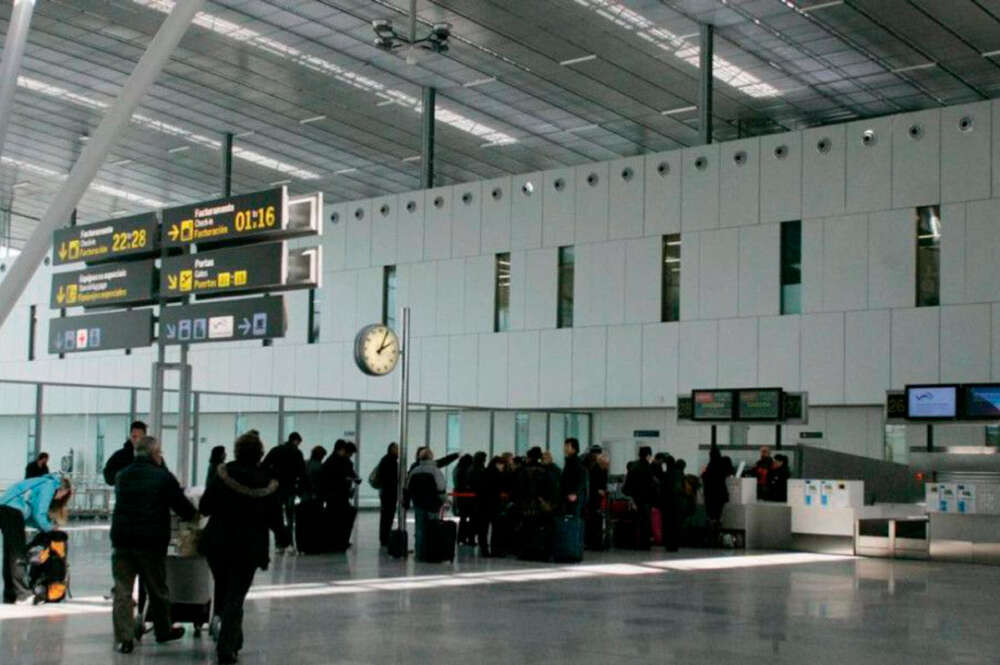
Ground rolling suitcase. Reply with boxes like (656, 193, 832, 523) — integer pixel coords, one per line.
(161, 556, 212, 634)
(584, 511, 608, 551)
(295, 500, 328, 554)
(327, 504, 357, 552)
(388, 528, 409, 558)
(553, 515, 584, 563)
(420, 519, 456, 562)
(650, 507, 664, 546)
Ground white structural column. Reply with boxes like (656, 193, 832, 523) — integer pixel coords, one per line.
(0, 0, 36, 160)
(0, 0, 206, 329)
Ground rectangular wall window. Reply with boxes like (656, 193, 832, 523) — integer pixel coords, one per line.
(916, 205, 941, 307)
(514, 412, 530, 455)
(307, 290, 320, 343)
(661, 235, 681, 322)
(446, 412, 461, 454)
(780, 221, 802, 315)
(495, 253, 510, 332)
(382, 265, 397, 329)
(27, 305, 36, 360)
(558, 246, 574, 328)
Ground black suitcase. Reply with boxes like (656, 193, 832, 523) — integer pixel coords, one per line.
(388, 528, 408, 558)
(517, 517, 553, 562)
(327, 504, 357, 552)
(420, 519, 456, 562)
(295, 500, 328, 554)
(553, 515, 584, 563)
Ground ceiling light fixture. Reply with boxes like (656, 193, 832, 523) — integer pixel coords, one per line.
(401, 155, 421, 162)
(167, 145, 190, 153)
(234, 130, 255, 138)
(12, 181, 30, 188)
(334, 168, 358, 174)
(559, 54, 598, 66)
(269, 179, 292, 186)
(982, 49, 1000, 58)
(566, 124, 599, 133)
(798, 0, 844, 12)
(662, 105, 697, 115)
(891, 62, 936, 73)
(112, 159, 133, 167)
(299, 115, 326, 124)
(372, 19, 452, 58)
(463, 76, 497, 88)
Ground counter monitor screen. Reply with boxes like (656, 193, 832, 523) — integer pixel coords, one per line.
(962, 385, 1000, 419)
(692, 390, 734, 421)
(906, 385, 957, 419)
(737, 389, 784, 421)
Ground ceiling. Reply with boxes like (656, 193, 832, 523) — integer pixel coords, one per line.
(1, 0, 1000, 250)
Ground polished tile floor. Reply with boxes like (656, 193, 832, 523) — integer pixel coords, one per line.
(2, 513, 998, 665)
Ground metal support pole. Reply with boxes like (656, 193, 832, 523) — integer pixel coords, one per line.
(926, 424, 934, 453)
(710, 424, 717, 446)
(33, 383, 43, 457)
(395, 307, 411, 553)
(698, 23, 714, 146)
(0, 0, 207, 329)
(354, 401, 362, 511)
(775, 424, 783, 451)
(277, 396, 286, 446)
(177, 344, 192, 487)
(545, 412, 551, 452)
(488, 411, 495, 457)
(424, 404, 432, 450)
(128, 388, 137, 426)
(420, 86, 436, 189)
(191, 392, 200, 486)
(149, 345, 165, 443)
(222, 132, 234, 198)
(0, 0, 36, 159)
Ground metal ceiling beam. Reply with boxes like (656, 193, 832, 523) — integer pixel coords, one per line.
(421, 86, 436, 189)
(0, 0, 36, 164)
(699, 24, 713, 145)
(0, 0, 206, 330)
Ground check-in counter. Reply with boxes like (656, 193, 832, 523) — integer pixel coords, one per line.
(928, 513, 1000, 565)
(719, 478, 792, 550)
(787, 480, 864, 554)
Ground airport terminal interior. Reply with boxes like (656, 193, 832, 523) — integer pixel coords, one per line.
(1, 0, 1000, 663)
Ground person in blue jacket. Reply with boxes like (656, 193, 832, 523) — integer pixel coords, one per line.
(0, 473, 73, 603)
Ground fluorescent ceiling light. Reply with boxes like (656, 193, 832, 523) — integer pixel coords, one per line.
(1, 154, 168, 208)
(402, 155, 421, 162)
(111, 210, 130, 216)
(573, 0, 781, 98)
(112, 159, 133, 167)
(375, 99, 395, 107)
(798, 0, 843, 12)
(463, 76, 497, 88)
(269, 179, 292, 186)
(131, 0, 518, 146)
(299, 115, 326, 125)
(890, 62, 936, 73)
(17, 76, 321, 180)
(334, 168, 358, 174)
(662, 105, 697, 115)
(559, 54, 598, 66)
(982, 49, 1000, 58)
(234, 130, 255, 138)
(12, 181, 30, 188)
(566, 124, 599, 133)
(167, 145, 190, 153)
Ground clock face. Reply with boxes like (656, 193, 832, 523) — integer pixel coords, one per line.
(354, 324, 400, 376)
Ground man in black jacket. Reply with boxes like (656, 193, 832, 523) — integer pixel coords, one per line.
(322, 440, 361, 550)
(24, 452, 50, 479)
(560, 438, 586, 516)
(262, 432, 306, 552)
(376, 442, 399, 548)
(110, 436, 196, 654)
(103, 421, 148, 486)
(624, 446, 656, 550)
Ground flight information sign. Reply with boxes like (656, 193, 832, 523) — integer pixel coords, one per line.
(50, 259, 157, 309)
(161, 188, 285, 247)
(52, 213, 158, 265)
(48, 309, 154, 354)
(160, 242, 284, 298)
(159, 296, 286, 345)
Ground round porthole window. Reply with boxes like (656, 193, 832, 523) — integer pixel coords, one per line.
(0, 264, 6, 273)
(621, 166, 635, 182)
(329, 211, 340, 224)
(43, 256, 51, 266)
(462, 191, 474, 204)
(586, 172, 599, 187)
(491, 187, 503, 201)
(554, 178, 566, 192)
(861, 129, 877, 147)
(522, 181, 534, 195)
(733, 150, 747, 166)
(657, 161, 670, 176)
(354, 207, 365, 220)
(694, 156, 708, 171)
(959, 115, 974, 133)
(406, 200, 417, 213)
(773, 145, 788, 160)
(380, 204, 390, 216)
(433, 196, 445, 209)
(816, 137, 832, 154)
(908, 123, 924, 140)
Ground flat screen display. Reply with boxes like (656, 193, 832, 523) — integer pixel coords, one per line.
(692, 390, 734, 421)
(906, 385, 957, 419)
(737, 389, 784, 421)
(962, 385, 1000, 419)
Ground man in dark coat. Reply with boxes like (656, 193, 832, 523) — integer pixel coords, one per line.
(560, 438, 586, 516)
(200, 432, 282, 664)
(262, 432, 306, 552)
(24, 452, 50, 479)
(110, 436, 196, 654)
(322, 440, 360, 550)
(624, 446, 656, 550)
(376, 442, 399, 548)
(102, 421, 147, 486)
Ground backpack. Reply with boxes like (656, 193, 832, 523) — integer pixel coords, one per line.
(27, 530, 69, 603)
(368, 465, 381, 490)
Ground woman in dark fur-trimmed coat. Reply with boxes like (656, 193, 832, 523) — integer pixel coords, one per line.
(200, 432, 282, 665)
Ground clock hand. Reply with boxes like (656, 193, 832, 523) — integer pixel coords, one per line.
(377, 333, 392, 353)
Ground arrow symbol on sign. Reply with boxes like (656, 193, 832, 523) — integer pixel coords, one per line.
(56, 286, 65, 304)
(168, 225, 179, 241)
(57, 243, 67, 260)
(167, 274, 178, 290)
(238, 318, 252, 335)
(165, 323, 177, 339)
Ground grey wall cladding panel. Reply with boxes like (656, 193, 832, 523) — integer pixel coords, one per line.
(463, 255, 494, 334)
(801, 312, 845, 404)
(940, 304, 991, 383)
(572, 327, 607, 407)
(605, 325, 642, 407)
(891, 307, 940, 387)
(424, 186, 453, 260)
(717, 317, 757, 388)
(452, 182, 483, 258)
(698, 228, 738, 320)
(540, 329, 572, 407)
(481, 176, 512, 254)
(719, 137, 760, 228)
(575, 162, 610, 243)
(609, 155, 645, 239)
(681, 144, 720, 232)
(942, 101, 990, 204)
(845, 309, 890, 404)
(644, 150, 681, 236)
(542, 167, 576, 247)
(939, 202, 966, 305)
(508, 330, 540, 408)
(396, 191, 425, 264)
(846, 116, 892, 213)
(738, 223, 780, 317)
(758, 315, 801, 391)
(370, 194, 398, 266)
(803, 125, 846, 218)
(760, 131, 802, 224)
(822, 214, 868, 312)
(322, 202, 347, 273)
(892, 108, 941, 208)
(868, 208, 915, 310)
(963, 199, 1000, 304)
(625, 236, 661, 324)
(345, 198, 372, 270)
(511, 172, 543, 250)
